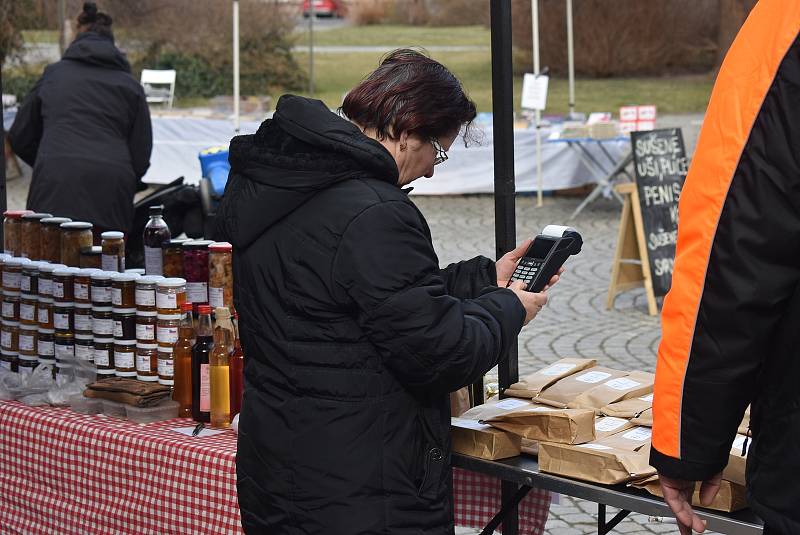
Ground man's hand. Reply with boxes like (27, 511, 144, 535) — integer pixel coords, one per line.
(659, 472, 722, 535)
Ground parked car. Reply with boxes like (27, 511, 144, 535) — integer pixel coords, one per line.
(302, 0, 345, 18)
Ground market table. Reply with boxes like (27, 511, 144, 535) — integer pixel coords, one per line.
(0, 401, 552, 534)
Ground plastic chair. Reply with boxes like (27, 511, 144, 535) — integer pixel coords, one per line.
(141, 69, 176, 108)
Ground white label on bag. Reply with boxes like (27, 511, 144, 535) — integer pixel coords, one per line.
(116, 351, 134, 369)
(19, 333, 35, 352)
(93, 318, 113, 336)
(137, 354, 153, 373)
(531, 406, 557, 412)
(37, 307, 49, 324)
(53, 281, 64, 299)
(604, 378, 641, 391)
(575, 371, 612, 384)
(135, 288, 156, 307)
(136, 323, 155, 340)
(187, 282, 208, 304)
(19, 303, 35, 322)
(55, 343, 74, 360)
(638, 393, 654, 403)
(595, 417, 628, 432)
(75, 344, 93, 361)
(540, 363, 577, 377)
(451, 417, 492, 431)
(38, 340, 54, 357)
(156, 291, 178, 309)
(75, 283, 89, 301)
(94, 349, 110, 367)
(622, 427, 652, 441)
(578, 443, 613, 451)
(92, 286, 111, 303)
(732, 435, 747, 451)
(494, 399, 530, 411)
(158, 357, 174, 377)
(157, 326, 179, 345)
(208, 286, 224, 308)
(2, 302, 15, 318)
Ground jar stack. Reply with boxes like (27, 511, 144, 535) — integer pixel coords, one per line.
(154, 278, 185, 386)
(134, 275, 162, 383)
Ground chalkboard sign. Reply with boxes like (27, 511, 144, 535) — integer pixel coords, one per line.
(630, 128, 688, 297)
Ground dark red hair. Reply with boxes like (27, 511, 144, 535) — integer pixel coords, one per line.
(341, 49, 477, 144)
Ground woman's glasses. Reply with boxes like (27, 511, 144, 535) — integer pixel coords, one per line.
(431, 138, 448, 166)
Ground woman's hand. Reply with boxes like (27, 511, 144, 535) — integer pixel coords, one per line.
(507, 281, 548, 326)
(496, 239, 531, 287)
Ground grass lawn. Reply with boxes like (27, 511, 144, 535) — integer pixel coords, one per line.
(293, 24, 490, 47)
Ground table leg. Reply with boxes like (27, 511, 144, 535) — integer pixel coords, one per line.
(478, 483, 532, 535)
(597, 503, 632, 535)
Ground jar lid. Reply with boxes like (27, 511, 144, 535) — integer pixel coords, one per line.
(20, 293, 36, 300)
(6, 257, 31, 267)
(125, 268, 146, 276)
(112, 308, 137, 314)
(197, 304, 213, 315)
(157, 313, 181, 320)
(60, 221, 93, 230)
(37, 328, 55, 334)
(22, 261, 43, 271)
(21, 212, 52, 221)
(17, 354, 38, 362)
(39, 263, 67, 274)
(92, 306, 113, 312)
(77, 268, 102, 277)
(101, 231, 125, 239)
(0, 254, 10, 262)
(157, 277, 186, 288)
(115, 339, 137, 346)
(41, 217, 72, 226)
(113, 273, 140, 283)
(0, 350, 18, 357)
(93, 337, 114, 343)
(38, 297, 54, 304)
(137, 343, 159, 350)
(180, 302, 194, 312)
(136, 310, 158, 317)
(54, 301, 74, 307)
(157, 346, 173, 353)
(183, 240, 214, 249)
(90, 271, 113, 281)
(53, 267, 79, 276)
(81, 246, 102, 256)
(74, 302, 92, 309)
(19, 323, 38, 331)
(209, 242, 233, 252)
(137, 275, 164, 285)
(2, 291, 20, 298)
(75, 333, 94, 341)
(1, 320, 19, 327)
(164, 238, 190, 248)
(3, 210, 32, 219)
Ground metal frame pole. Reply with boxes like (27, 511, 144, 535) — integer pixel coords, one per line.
(0, 68, 7, 245)
(233, 0, 241, 133)
(309, 0, 315, 96)
(566, 0, 576, 117)
(532, 0, 543, 207)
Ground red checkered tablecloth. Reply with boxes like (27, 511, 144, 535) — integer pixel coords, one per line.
(0, 401, 550, 534)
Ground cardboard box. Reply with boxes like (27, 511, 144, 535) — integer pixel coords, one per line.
(506, 358, 597, 399)
(539, 426, 656, 485)
(534, 367, 628, 408)
(631, 475, 748, 513)
(451, 417, 521, 460)
(600, 392, 653, 419)
(568, 371, 654, 413)
(483, 405, 596, 444)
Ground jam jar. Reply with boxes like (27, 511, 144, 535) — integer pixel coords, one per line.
(101, 231, 126, 272)
(92, 307, 114, 338)
(52, 266, 78, 302)
(73, 268, 100, 305)
(112, 273, 139, 308)
(54, 332, 75, 363)
(113, 308, 136, 341)
(114, 340, 137, 377)
(156, 313, 180, 347)
(0, 350, 17, 372)
(90, 271, 113, 307)
(157, 345, 174, 385)
(93, 338, 115, 375)
(20, 261, 41, 295)
(37, 298, 53, 330)
(19, 293, 37, 326)
(135, 276, 162, 312)
(73, 303, 92, 335)
(162, 239, 189, 278)
(54, 301, 75, 333)
(79, 246, 102, 269)
(136, 310, 158, 344)
(3, 257, 30, 292)
(16, 354, 38, 377)
(4, 210, 33, 256)
(38, 263, 65, 301)
(74, 333, 94, 363)
(60, 222, 93, 267)
(183, 240, 213, 307)
(37, 328, 55, 363)
(19, 212, 52, 260)
(136, 343, 159, 382)
(208, 242, 233, 310)
(40, 217, 72, 263)
(1, 321, 19, 352)
(156, 278, 186, 314)
(2, 292, 19, 321)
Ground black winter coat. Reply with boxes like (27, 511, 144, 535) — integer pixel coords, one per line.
(9, 31, 152, 233)
(215, 95, 525, 535)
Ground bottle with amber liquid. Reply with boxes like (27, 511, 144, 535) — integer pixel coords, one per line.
(191, 304, 213, 423)
(229, 311, 244, 417)
(210, 307, 233, 428)
(143, 205, 171, 276)
(172, 302, 195, 418)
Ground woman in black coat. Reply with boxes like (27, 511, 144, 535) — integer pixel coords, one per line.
(9, 2, 151, 234)
(216, 50, 556, 535)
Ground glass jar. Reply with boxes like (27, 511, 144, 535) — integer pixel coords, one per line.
(114, 340, 136, 377)
(112, 273, 139, 308)
(72, 303, 92, 334)
(113, 308, 136, 341)
(37, 263, 65, 301)
(3, 257, 30, 292)
(157, 345, 174, 386)
(3, 210, 32, 256)
(93, 338, 115, 375)
(60, 222, 93, 267)
(20, 261, 41, 295)
(18, 323, 38, 359)
(40, 217, 71, 263)
(37, 298, 53, 330)
(208, 242, 233, 310)
(79, 246, 102, 269)
(19, 213, 52, 260)
(157, 313, 181, 347)
(55, 332, 74, 363)
(16, 354, 37, 377)
(19, 294, 37, 326)
(136, 310, 158, 344)
(183, 240, 213, 307)
(0, 350, 17, 372)
(156, 278, 186, 314)
(2, 292, 19, 321)
(101, 231, 126, 272)
(52, 267, 78, 302)
(92, 306, 114, 338)
(1, 321, 19, 352)
(37, 328, 55, 362)
(136, 343, 159, 382)
(73, 268, 99, 304)
(74, 334, 94, 363)
(54, 301, 76, 333)
(90, 271, 113, 307)
(162, 239, 189, 278)
(135, 276, 162, 312)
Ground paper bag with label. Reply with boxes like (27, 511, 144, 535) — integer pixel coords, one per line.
(568, 371, 655, 412)
(483, 405, 596, 444)
(460, 397, 537, 422)
(600, 392, 653, 419)
(505, 358, 597, 399)
(723, 434, 749, 486)
(538, 426, 656, 485)
(534, 367, 628, 408)
(631, 407, 653, 427)
(451, 417, 521, 460)
(594, 416, 635, 440)
(631, 475, 748, 513)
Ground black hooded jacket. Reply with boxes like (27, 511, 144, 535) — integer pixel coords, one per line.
(9, 31, 151, 232)
(215, 95, 525, 534)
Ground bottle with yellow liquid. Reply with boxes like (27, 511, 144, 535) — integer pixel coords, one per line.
(210, 307, 233, 428)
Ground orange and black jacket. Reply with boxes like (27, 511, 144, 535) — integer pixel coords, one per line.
(651, 1, 800, 531)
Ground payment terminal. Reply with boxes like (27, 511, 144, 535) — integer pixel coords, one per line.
(506, 225, 583, 293)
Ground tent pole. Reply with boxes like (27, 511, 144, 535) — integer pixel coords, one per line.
(567, 0, 576, 117)
(233, 0, 241, 133)
(532, 0, 543, 207)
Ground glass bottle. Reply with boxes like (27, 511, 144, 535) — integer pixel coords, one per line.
(143, 205, 171, 276)
(191, 305, 213, 423)
(173, 302, 195, 418)
(229, 312, 244, 418)
(210, 307, 233, 429)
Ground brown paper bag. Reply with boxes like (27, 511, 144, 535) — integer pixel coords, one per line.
(738, 405, 751, 435)
(631, 475, 748, 512)
(483, 405, 596, 444)
(451, 417, 521, 460)
(534, 367, 628, 408)
(723, 434, 749, 486)
(521, 438, 539, 456)
(505, 358, 597, 399)
(600, 392, 653, 419)
(460, 397, 537, 422)
(450, 387, 472, 417)
(594, 416, 635, 440)
(568, 371, 655, 412)
(631, 407, 653, 427)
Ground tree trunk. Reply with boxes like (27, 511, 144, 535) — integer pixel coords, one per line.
(715, 0, 757, 69)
